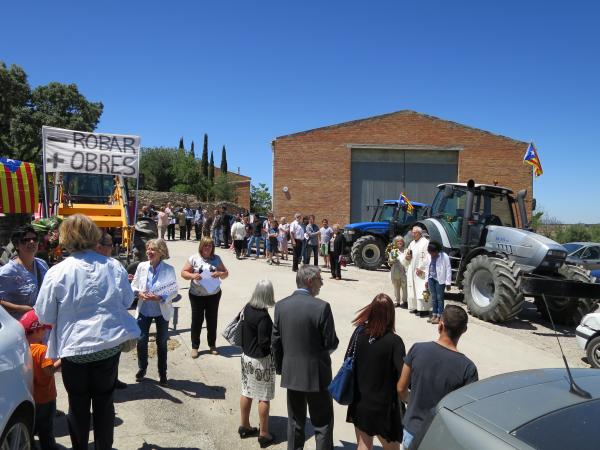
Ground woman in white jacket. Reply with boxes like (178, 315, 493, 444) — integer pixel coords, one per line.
(426, 240, 452, 324)
(131, 238, 179, 386)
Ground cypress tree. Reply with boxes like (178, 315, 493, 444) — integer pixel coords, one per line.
(220, 145, 228, 174)
(209, 150, 215, 182)
(190, 140, 195, 158)
(178, 137, 184, 150)
(201, 134, 209, 178)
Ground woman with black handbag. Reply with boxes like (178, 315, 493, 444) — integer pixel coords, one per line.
(346, 293, 406, 450)
(238, 280, 276, 448)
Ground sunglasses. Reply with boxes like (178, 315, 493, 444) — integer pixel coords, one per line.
(20, 236, 38, 244)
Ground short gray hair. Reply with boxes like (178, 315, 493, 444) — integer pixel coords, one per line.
(249, 280, 275, 309)
(296, 265, 321, 289)
(412, 226, 423, 234)
(146, 238, 170, 260)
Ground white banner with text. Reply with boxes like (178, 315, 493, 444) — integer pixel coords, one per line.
(42, 126, 140, 178)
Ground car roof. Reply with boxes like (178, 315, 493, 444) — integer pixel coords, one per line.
(436, 182, 514, 195)
(437, 368, 600, 433)
(383, 200, 428, 207)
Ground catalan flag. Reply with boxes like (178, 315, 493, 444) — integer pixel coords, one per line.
(523, 142, 543, 177)
(0, 157, 39, 214)
(399, 192, 414, 213)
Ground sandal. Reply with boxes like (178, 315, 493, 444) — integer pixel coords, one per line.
(238, 426, 259, 438)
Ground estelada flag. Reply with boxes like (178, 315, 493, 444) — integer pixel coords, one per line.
(523, 143, 543, 177)
(0, 157, 39, 214)
(399, 192, 415, 213)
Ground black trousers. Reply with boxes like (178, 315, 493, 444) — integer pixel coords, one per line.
(304, 244, 319, 266)
(61, 353, 120, 450)
(189, 291, 222, 348)
(35, 400, 56, 450)
(167, 224, 176, 240)
(287, 389, 334, 450)
(222, 226, 230, 248)
(330, 252, 341, 278)
(179, 225, 186, 240)
(194, 223, 201, 240)
(234, 240, 244, 258)
(186, 219, 193, 239)
(292, 242, 303, 271)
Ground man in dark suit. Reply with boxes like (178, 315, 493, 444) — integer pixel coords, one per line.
(272, 265, 339, 450)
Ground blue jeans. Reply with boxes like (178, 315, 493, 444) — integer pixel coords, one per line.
(428, 278, 445, 316)
(137, 313, 169, 377)
(402, 430, 414, 449)
(247, 235, 263, 257)
(212, 228, 222, 246)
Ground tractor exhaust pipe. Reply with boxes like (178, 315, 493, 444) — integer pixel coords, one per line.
(517, 189, 529, 229)
(460, 179, 476, 255)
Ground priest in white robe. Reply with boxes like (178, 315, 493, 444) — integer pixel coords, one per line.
(402, 226, 431, 315)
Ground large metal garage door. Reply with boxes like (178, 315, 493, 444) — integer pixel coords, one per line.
(350, 148, 458, 223)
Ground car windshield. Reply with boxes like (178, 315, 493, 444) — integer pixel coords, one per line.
(512, 398, 600, 450)
(563, 243, 584, 255)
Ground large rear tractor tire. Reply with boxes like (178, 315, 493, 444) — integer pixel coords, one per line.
(463, 255, 524, 322)
(351, 236, 385, 271)
(534, 265, 599, 326)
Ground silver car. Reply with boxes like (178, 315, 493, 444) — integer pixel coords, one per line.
(563, 242, 600, 271)
(0, 307, 34, 449)
(416, 368, 600, 450)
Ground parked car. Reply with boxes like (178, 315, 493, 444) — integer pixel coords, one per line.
(576, 312, 600, 368)
(563, 242, 600, 271)
(415, 368, 600, 450)
(0, 306, 34, 448)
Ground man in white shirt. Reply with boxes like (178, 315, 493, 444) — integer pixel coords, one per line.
(289, 213, 304, 272)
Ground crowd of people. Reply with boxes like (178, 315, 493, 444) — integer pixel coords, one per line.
(0, 212, 477, 450)
(140, 203, 348, 278)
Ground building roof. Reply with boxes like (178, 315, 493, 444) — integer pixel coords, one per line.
(213, 167, 251, 182)
(274, 110, 528, 145)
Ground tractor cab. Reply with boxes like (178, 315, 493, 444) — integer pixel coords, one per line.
(430, 183, 518, 249)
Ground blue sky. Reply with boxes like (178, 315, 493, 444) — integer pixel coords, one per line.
(2, 0, 598, 222)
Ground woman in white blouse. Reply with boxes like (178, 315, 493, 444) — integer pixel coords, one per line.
(35, 214, 139, 450)
(130, 238, 179, 386)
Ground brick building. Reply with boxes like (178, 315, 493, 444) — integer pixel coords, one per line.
(272, 110, 532, 226)
(214, 168, 251, 210)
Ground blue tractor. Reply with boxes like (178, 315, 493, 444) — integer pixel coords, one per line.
(344, 199, 428, 270)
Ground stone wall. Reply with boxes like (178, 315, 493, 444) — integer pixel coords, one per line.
(135, 190, 246, 214)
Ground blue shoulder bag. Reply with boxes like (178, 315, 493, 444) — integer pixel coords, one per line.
(328, 325, 363, 405)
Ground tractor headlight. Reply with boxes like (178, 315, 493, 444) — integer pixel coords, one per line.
(344, 230, 355, 236)
(547, 249, 567, 258)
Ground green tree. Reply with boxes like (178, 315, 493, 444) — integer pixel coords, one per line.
(190, 140, 195, 158)
(3, 75, 103, 162)
(213, 174, 236, 202)
(178, 137, 184, 150)
(209, 151, 215, 182)
(250, 183, 272, 215)
(0, 62, 30, 152)
(555, 224, 593, 243)
(201, 133, 209, 178)
(139, 147, 178, 191)
(220, 145, 228, 174)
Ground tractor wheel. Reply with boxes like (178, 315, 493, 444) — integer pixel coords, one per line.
(351, 236, 385, 271)
(463, 255, 524, 322)
(534, 265, 599, 326)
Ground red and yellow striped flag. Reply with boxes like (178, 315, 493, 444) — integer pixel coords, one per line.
(0, 158, 39, 214)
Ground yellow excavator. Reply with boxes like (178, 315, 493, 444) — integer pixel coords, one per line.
(54, 173, 137, 262)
